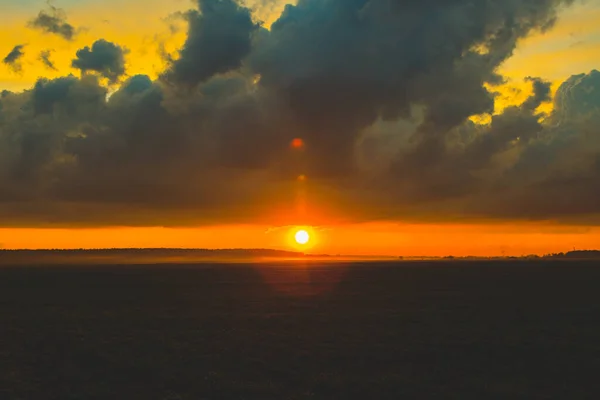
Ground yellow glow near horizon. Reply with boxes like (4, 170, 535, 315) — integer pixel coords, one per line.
(1, 222, 600, 256)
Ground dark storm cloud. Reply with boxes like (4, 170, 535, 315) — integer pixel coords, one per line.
(72, 40, 127, 83)
(522, 77, 553, 111)
(29, 3, 77, 41)
(3, 0, 600, 227)
(462, 78, 552, 167)
(3, 45, 25, 72)
(165, 0, 260, 85)
(39, 50, 57, 70)
(553, 69, 600, 122)
(381, 76, 553, 206)
(248, 0, 571, 176)
(474, 69, 600, 219)
(381, 70, 600, 222)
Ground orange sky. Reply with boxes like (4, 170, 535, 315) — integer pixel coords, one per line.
(2, 222, 599, 257)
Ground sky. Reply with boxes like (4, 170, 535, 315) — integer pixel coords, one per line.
(1, 0, 600, 256)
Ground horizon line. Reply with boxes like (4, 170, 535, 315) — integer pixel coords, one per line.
(1, 247, 599, 259)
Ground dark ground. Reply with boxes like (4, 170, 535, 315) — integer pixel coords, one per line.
(1, 260, 599, 399)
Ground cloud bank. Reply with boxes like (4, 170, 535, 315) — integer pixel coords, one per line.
(2, 0, 600, 227)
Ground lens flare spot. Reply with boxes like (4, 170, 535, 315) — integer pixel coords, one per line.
(291, 138, 305, 149)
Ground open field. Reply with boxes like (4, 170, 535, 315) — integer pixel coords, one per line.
(1, 260, 599, 399)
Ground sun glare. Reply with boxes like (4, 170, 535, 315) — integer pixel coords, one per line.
(295, 229, 310, 245)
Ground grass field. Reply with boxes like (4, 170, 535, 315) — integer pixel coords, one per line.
(1, 260, 599, 399)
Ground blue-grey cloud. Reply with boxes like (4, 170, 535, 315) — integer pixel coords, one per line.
(72, 40, 127, 83)
(39, 50, 57, 70)
(3, 45, 26, 73)
(165, 0, 260, 86)
(28, 3, 77, 41)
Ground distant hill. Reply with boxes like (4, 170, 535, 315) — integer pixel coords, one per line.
(0, 248, 307, 265)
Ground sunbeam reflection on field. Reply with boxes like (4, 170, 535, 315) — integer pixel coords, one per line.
(253, 261, 348, 297)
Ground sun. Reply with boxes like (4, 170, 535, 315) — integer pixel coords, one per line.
(295, 229, 310, 245)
